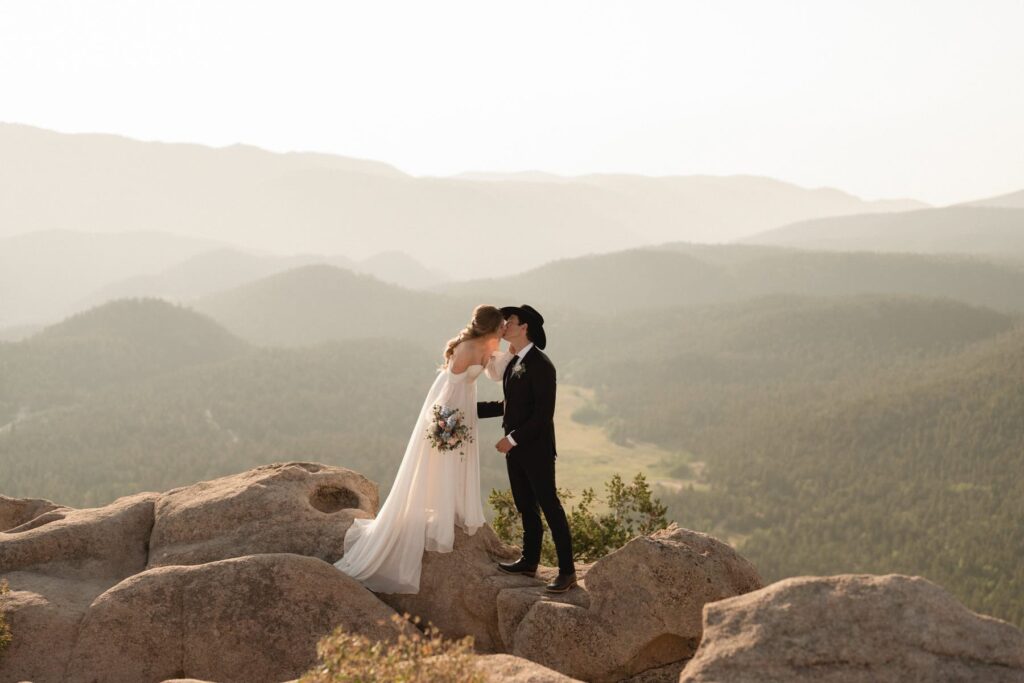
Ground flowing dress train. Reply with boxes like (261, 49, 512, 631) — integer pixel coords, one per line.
(333, 352, 510, 593)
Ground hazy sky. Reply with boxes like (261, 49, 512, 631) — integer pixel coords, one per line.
(2, 0, 1022, 205)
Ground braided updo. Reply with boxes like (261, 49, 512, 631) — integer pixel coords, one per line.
(443, 305, 504, 365)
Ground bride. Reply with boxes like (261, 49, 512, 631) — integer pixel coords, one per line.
(334, 304, 511, 593)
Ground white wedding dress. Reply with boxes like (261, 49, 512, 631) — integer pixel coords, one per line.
(333, 351, 510, 593)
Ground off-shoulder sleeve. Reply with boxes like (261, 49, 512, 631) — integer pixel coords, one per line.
(485, 349, 513, 381)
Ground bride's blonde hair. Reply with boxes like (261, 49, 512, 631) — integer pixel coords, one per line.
(444, 305, 504, 365)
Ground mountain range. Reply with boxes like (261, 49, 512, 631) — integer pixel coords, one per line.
(0, 230, 446, 328)
(54, 245, 1016, 351)
(965, 188, 1024, 209)
(0, 230, 226, 328)
(744, 206, 1024, 260)
(440, 243, 1024, 319)
(189, 264, 459, 347)
(1, 122, 926, 280)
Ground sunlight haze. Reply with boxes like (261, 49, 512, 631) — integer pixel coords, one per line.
(3, 2, 1024, 668)
(2, 0, 1022, 205)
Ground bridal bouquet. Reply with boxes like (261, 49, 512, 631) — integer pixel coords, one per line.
(426, 405, 473, 454)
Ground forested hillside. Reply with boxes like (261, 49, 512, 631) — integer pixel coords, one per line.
(558, 295, 1016, 444)
(191, 264, 467, 347)
(0, 299, 249, 417)
(0, 300, 473, 506)
(3, 258, 1022, 629)
(659, 329, 1024, 627)
(557, 296, 1024, 627)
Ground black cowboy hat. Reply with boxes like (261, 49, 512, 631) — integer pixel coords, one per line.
(500, 304, 547, 350)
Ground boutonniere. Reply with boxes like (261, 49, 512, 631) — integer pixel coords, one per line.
(511, 362, 527, 379)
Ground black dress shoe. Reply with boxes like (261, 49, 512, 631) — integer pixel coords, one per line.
(497, 558, 538, 577)
(545, 571, 578, 593)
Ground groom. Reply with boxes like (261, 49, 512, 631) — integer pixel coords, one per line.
(478, 305, 577, 593)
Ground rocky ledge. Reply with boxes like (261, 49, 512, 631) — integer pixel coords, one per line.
(1, 462, 1021, 683)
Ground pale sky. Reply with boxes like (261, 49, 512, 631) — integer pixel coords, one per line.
(2, 0, 1022, 205)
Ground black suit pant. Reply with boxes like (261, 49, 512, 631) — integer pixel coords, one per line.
(506, 450, 575, 574)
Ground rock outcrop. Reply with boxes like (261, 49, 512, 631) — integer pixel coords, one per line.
(4, 462, 1020, 683)
(1, 491, 157, 580)
(154, 654, 584, 683)
(3, 463, 765, 682)
(378, 522, 764, 681)
(0, 490, 161, 681)
(474, 653, 584, 682)
(0, 572, 114, 683)
(679, 573, 1024, 683)
(378, 523, 532, 652)
(498, 525, 764, 682)
(0, 494, 64, 533)
(0, 463, 389, 683)
(66, 553, 409, 683)
(148, 462, 378, 568)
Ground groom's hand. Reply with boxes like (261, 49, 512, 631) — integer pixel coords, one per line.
(495, 437, 513, 454)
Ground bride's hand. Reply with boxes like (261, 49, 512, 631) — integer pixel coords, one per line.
(484, 348, 513, 380)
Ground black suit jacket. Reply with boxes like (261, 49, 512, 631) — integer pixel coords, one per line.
(478, 346, 557, 458)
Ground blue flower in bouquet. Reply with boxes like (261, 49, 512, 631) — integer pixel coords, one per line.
(426, 404, 474, 454)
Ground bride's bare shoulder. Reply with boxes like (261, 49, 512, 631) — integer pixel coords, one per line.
(449, 338, 480, 372)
